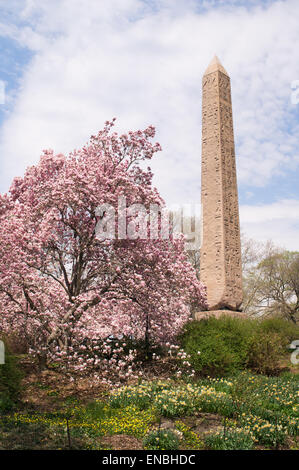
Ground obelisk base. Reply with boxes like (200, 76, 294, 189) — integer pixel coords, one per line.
(194, 310, 246, 321)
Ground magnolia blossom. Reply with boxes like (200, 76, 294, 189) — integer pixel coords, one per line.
(0, 120, 207, 375)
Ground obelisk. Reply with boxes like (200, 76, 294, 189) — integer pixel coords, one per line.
(199, 56, 243, 312)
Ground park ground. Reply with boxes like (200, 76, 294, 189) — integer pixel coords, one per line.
(0, 353, 298, 451)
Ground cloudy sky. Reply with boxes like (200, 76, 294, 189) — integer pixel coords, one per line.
(0, 0, 298, 249)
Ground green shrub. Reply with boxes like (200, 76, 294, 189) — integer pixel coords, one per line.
(179, 316, 297, 377)
(143, 429, 180, 450)
(179, 317, 253, 376)
(246, 332, 284, 374)
(0, 339, 23, 411)
(258, 318, 299, 343)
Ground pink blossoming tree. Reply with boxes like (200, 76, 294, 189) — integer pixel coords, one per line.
(0, 120, 206, 378)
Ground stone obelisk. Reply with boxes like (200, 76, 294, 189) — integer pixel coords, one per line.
(199, 56, 243, 313)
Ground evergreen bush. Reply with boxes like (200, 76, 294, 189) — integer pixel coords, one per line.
(179, 316, 295, 376)
(0, 338, 23, 411)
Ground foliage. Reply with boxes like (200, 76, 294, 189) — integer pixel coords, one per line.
(143, 429, 180, 450)
(6, 404, 156, 444)
(154, 386, 200, 417)
(109, 382, 157, 410)
(1, 371, 298, 449)
(246, 332, 283, 374)
(205, 428, 254, 450)
(179, 317, 254, 376)
(113, 373, 298, 448)
(174, 421, 204, 449)
(179, 316, 298, 376)
(0, 120, 206, 375)
(258, 317, 299, 342)
(110, 379, 237, 417)
(242, 236, 299, 324)
(0, 339, 23, 411)
(111, 372, 299, 443)
(255, 251, 299, 323)
(239, 413, 288, 447)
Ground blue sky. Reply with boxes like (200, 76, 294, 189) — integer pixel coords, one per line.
(0, 36, 31, 125)
(0, 0, 298, 249)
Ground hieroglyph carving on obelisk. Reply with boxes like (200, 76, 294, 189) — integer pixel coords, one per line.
(200, 56, 243, 311)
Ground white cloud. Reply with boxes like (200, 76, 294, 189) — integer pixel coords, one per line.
(0, 0, 299, 248)
(240, 199, 299, 250)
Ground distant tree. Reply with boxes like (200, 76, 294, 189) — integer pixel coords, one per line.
(241, 234, 299, 323)
(241, 232, 265, 274)
(254, 251, 299, 324)
(169, 209, 201, 280)
(186, 249, 200, 280)
(241, 234, 275, 315)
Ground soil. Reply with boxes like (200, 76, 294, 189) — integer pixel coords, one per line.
(100, 434, 144, 450)
(20, 367, 110, 412)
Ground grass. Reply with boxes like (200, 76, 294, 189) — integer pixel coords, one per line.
(0, 370, 298, 450)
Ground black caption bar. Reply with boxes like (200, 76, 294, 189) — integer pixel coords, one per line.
(0, 450, 296, 467)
